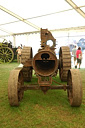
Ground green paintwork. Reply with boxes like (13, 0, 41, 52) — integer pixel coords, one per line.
(0, 42, 14, 63)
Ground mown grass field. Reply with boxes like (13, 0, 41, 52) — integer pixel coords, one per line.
(0, 62, 85, 128)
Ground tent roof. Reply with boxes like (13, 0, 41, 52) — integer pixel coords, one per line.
(0, 0, 85, 37)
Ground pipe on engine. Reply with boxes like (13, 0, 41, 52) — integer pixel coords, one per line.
(33, 50, 58, 76)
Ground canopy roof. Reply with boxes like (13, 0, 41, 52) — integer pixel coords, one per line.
(0, 0, 85, 37)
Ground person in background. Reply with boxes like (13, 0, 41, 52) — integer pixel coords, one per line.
(16, 46, 22, 63)
(72, 46, 77, 66)
(76, 47, 82, 69)
(20, 44, 23, 49)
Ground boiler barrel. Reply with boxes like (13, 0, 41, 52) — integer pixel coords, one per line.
(33, 50, 58, 76)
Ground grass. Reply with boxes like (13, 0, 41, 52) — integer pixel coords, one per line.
(0, 62, 85, 128)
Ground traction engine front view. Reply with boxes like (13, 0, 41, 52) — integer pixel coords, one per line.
(8, 29, 82, 107)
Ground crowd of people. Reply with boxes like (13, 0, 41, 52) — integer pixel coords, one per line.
(72, 46, 82, 69)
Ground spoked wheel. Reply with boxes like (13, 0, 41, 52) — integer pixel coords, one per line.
(0, 47, 14, 63)
(59, 46, 71, 81)
(67, 69, 82, 107)
(8, 68, 24, 106)
(21, 47, 33, 82)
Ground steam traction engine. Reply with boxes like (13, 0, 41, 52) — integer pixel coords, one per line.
(0, 39, 17, 63)
(0, 39, 14, 63)
(8, 29, 82, 107)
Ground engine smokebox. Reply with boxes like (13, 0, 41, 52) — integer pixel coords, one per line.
(33, 50, 58, 76)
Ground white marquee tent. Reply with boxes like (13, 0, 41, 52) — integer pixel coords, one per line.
(0, 0, 85, 54)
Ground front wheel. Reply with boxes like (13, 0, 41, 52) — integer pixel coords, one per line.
(8, 68, 24, 106)
(67, 69, 82, 107)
